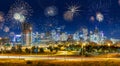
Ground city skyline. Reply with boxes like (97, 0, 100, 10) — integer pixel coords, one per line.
(0, 1, 120, 65)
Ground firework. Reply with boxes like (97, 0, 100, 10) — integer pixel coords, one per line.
(7, 0, 33, 30)
(64, 11, 74, 21)
(96, 12, 104, 22)
(64, 5, 80, 21)
(44, 6, 58, 17)
(88, 0, 111, 23)
(13, 13, 26, 22)
(118, 0, 120, 5)
(3, 26, 9, 32)
(0, 12, 5, 22)
(8, 0, 33, 23)
(0, 12, 5, 30)
(68, 5, 80, 13)
(90, 16, 95, 22)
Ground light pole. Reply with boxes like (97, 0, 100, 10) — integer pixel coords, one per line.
(82, 42, 86, 56)
(81, 42, 86, 66)
(108, 43, 111, 53)
(106, 43, 111, 61)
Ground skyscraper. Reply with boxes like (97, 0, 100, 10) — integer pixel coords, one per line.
(22, 22, 32, 46)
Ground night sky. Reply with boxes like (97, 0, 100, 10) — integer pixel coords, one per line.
(0, 0, 120, 39)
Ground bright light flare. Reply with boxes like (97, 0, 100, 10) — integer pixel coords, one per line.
(14, 13, 21, 20)
(13, 13, 25, 22)
(96, 12, 104, 22)
(44, 6, 58, 17)
(68, 5, 80, 13)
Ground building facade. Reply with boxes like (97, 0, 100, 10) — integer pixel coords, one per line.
(22, 22, 32, 46)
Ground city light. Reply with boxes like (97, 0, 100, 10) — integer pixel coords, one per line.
(0, 0, 119, 66)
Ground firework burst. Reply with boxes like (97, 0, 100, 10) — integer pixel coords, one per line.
(96, 12, 104, 22)
(0, 11, 5, 30)
(0, 12, 5, 22)
(90, 16, 95, 22)
(64, 11, 74, 21)
(64, 5, 80, 21)
(44, 6, 58, 17)
(88, 0, 112, 23)
(118, 0, 120, 5)
(68, 5, 80, 13)
(8, 0, 32, 22)
(7, 0, 33, 29)
(3, 26, 9, 32)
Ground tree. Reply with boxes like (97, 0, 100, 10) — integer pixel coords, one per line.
(34, 46, 38, 54)
(25, 48, 30, 53)
(16, 45, 22, 53)
(54, 47, 59, 53)
(39, 48, 44, 53)
(11, 46, 16, 53)
(48, 46, 53, 52)
(31, 46, 35, 53)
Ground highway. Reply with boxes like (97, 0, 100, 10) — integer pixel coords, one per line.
(0, 55, 119, 61)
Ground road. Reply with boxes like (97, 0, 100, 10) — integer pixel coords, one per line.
(0, 55, 119, 61)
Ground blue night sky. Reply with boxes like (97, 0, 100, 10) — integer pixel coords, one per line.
(0, 0, 120, 39)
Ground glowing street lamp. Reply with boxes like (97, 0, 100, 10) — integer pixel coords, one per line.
(107, 43, 111, 53)
(107, 43, 111, 47)
(76, 41, 79, 44)
(82, 42, 86, 56)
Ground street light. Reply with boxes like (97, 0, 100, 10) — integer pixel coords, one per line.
(106, 43, 111, 59)
(107, 43, 111, 53)
(76, 41, 79, 44)
(108, 43, 111, 47)
(82, 42, 86, 56)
